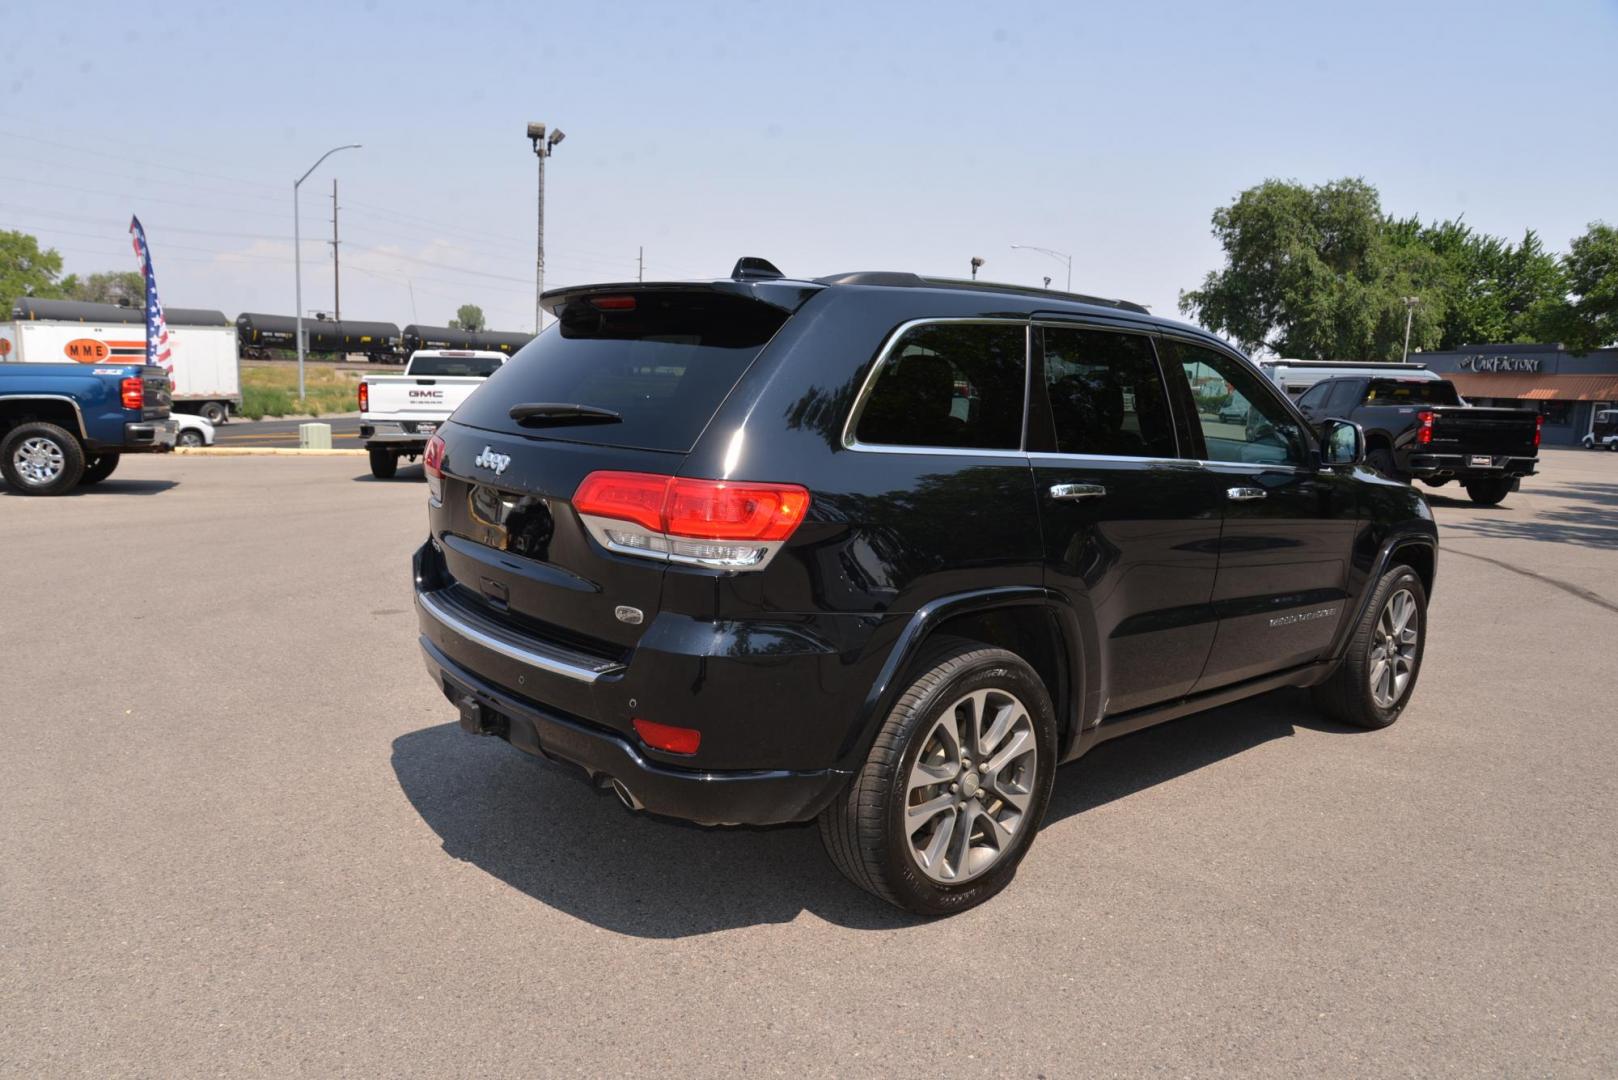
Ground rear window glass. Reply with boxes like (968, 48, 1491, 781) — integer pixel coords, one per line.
(1365, 379, 1459, 405)
(854, 322, 1027, 450)
(451, 291, 787, 452)
(409, 354, 503, 377)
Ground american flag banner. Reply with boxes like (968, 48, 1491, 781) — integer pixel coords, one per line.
(128, 216, 174, 376)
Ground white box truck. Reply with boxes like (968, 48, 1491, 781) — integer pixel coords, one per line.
(2, 299, 242, 424)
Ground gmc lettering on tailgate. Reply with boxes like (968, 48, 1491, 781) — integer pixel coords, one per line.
(409, 389, 444, 400)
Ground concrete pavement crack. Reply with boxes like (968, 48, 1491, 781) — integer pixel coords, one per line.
(1443, 544, 1618, 616)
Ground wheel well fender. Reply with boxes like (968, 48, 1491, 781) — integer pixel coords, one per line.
(841, 588, 1087, 767)
(0, 397, 87, 440)
(1331, 535, 1437, 660)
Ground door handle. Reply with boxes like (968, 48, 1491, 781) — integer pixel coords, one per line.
(1050, 483, 1106, 501)
(1226, 486, 1267, 501)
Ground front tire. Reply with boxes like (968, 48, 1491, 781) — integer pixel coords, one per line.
(819, 643, 1057, 915)
(177, 430, 205, 448)
(2, 421, 86, 495)
(79, 454, 122, 485)
(1313, 565, 1427, 729)
(1464, 478, 1512, 506)
(368, 447, 398, 479)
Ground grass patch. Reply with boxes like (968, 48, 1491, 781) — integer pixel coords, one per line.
(240, 363, 361, 419)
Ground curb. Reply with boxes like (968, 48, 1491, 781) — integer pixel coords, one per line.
(176, 447, 368, 457)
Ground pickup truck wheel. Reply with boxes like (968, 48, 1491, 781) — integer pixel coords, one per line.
(79, 454, 122, 485)
(1366, 447, 1404, 482)
(368, 447, 399, 479)
(199, 402, 227, 425)
(1463, 479, 1512, 506)
(1312, 565, 1426, 730)
(2, 421, 86, 496)
(818, 643, 1057, 915)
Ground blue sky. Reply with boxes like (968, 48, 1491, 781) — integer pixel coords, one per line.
(5, 0, 1615, 334)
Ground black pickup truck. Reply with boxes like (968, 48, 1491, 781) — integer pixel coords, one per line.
(1295, 375, 1539, 505)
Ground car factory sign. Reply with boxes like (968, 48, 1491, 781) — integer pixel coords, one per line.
(1458, 355, 1543, 373)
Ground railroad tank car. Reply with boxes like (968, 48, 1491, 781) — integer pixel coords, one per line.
(12, 298, 230, 327)
(400, 324, 534, 355)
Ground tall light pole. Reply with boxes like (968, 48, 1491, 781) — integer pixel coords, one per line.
(294, 143, 360, 402)
(1401, 295, 1421, 363)
(1010, 243, 1073, 292)
(527, 122, 566, 333)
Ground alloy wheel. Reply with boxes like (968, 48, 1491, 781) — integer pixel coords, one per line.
(13, 437, 65, 486)
(1369, 588, 1419, 709)
(904, 688, 1039, 884)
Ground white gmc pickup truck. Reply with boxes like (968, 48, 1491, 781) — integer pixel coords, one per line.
(358, 350, 505, 478)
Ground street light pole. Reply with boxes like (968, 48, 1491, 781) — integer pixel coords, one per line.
(526, 122, 566, 333)
(1010, 243, 1073, 291)
(1401, 295, 1421, 363)
(293, 143, 360, 403)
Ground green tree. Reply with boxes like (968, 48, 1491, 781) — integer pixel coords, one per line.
(0, 230, 68, 315)
(1179, 178, 1447, 360)
(1558, 222, 1618, 353)
(449, 303, 486, 332)
(1387, 218, 1567, 348)
(64, 270, 146, 307)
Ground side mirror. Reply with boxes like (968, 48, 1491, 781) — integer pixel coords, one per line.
(1320, 418, 1365, 467)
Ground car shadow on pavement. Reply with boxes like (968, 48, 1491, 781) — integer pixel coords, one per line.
(1443, 501, 1618, 550)
(0, 478, 178, 497)
(352, 466, 424, 482)
(391, 687, 1336, 937)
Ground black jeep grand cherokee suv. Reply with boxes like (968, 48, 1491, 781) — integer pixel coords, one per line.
(413, 262, 1437, 915)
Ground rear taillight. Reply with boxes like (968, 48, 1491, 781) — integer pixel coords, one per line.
(573, 470, 810, 570)
(120, 377, 143, 411)
(1416, 410, 1434, 446)
(358, 382, 369, 412)
(423, 432, 446, 503)
(1534, 413, 1543, 447)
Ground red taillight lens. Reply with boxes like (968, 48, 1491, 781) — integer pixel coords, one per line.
(1534, 413, 1544, 447)
(1416, 410, 1434, 446)
(120, 376, 143, 410)
(573, 471, 810, 542)
(574, 471, 669, 532)
(423, 433, 446, 502)
(633, 718, 701, 755)
(358, 381, 369, 412)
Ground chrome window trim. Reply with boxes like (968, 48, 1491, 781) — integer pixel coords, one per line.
(1028, 451, 1204, 469)
(0, 394, 88, 438)
(841, 316, 1033, 456)
(417, 588, 621, 683)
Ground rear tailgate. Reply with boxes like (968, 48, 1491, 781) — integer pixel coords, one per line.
(141, 365, 172, 419)
(424, 284, 810, 685)
(364, 376, 484, 424)
(1429, 406, 1539, 454)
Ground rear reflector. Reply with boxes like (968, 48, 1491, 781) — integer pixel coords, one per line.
(633, 718, 701, 755)
(358, 381, 369, 412)
(120, 377, 143, 411)
(573, 470, 810, 571)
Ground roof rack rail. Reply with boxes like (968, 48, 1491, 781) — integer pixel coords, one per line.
(1258, 359, 1428, 370)
(813, 272, 1150, 314)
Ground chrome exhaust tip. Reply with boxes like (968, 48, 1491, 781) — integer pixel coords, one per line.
(609, 779, 644, 812)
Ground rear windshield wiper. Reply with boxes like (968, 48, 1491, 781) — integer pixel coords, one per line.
(508, 402, 623, 425)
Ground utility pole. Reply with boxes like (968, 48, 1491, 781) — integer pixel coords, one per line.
(638, 246, 644, 283)
(293, 143, 360, 403)
(526, 122, 566, 333)
(1402, 296, 1421, 363)
(329, 178, 341, 323)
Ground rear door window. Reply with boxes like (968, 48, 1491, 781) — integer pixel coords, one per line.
(1040, 327, 1176, 457)
(853, 322, 1027, 450)
(451, 290, 788, 452)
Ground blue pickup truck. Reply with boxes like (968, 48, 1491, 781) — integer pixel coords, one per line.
(0, 362, 177, 495)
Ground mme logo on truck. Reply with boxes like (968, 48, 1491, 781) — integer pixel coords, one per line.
(61, 337, 148, 363)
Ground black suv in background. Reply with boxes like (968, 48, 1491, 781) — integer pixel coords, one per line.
(412, 262, 1437, 915)
(1294, 374, 1540, 505)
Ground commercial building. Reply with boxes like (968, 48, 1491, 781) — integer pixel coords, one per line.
(1413, 343, 1618, 446)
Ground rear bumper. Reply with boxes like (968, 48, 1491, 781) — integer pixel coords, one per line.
(1404, 452, 1537, 479)
(117, 418, 177, 453)
(418, 635, 847, 826)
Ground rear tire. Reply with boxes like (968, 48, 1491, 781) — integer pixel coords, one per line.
(79, 454, 122, 485)
(369, 447, 398, 479)
(1312, 565, 1426, 729)
(2, 421, 86, 496)
(818, 643, 1057, 915)
(1463, 478, 1512, 506)
(1366, 447, 1404, 482)
(200, 402, 227, 425)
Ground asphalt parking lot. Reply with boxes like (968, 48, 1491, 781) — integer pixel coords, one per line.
(3, 450, 1615, 1077)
